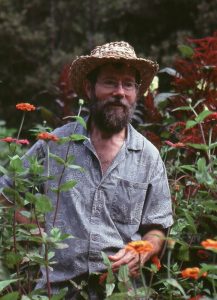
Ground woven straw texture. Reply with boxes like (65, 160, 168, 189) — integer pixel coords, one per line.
(70, 41, 159, 99)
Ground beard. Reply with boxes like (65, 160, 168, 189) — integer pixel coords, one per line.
(89, 94, 136, 134)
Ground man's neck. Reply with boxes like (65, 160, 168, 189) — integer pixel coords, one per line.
(90, 122, 127, 142)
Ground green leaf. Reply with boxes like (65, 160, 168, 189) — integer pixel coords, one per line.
(178, 165, 196, 172)
(172, 106, 191, 112)
(209, 142, 217, 150)
(165, 278, 187, 298)
(0, 280, 18, 292)
(117, 265, 129, 282)
(195, 109, 212, 123)
(186, 120, 197, 129)
(105, 283, 115, 297)
(178, 44, 194, 58)
(0, 165, 8, 175)
(51, 287, 68, 300)
(35, 195, 53, 213)
(101, 252, 112, 267)
(183, 210, 197, 234)
(186, 143, 208, 151)
(49, 153, 65, 165)
(9, 155, 24, 172)
(71, 116, 87, 129)
(58, 180, 77, 192)
(69, 134, 87, 141)
(177, 244, 190, 261)
(202, 200, 217, 212)
(0, 292, 19, 300)
(197, 157, 206, 172)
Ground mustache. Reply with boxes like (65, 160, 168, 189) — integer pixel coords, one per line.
(101, 97, 130, 108)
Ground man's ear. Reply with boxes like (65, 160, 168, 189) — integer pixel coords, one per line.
(83, 80, 92, 99)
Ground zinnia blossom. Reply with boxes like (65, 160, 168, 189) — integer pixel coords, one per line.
(181, 267, 207, 280)
(201, 239, 217, 250)
(16, 139, 30, 145)
(0, 137, 29, 145)
(125, 240, 153, 254)
(165, 140, 185, 148)
(151, 255, 161, 270)
(0, 137, 16, 143)
(37, 132, 59, 142)
(16, 103, 36, 111)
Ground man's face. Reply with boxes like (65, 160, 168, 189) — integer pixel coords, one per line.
(87, 64, 139, 134)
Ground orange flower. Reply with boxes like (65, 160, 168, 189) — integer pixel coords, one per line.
(201, 239, 217, 250)
(37, 132, 59, 142)
(16, 103, 36, 111)
(151, 255, 161, 270)
(181, 267, 207, 280)
(125, 240, 153, 254)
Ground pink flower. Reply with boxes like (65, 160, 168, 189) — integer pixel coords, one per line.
(0, 137, 30, 145)
(16, 139, 30, 145)
(0, 137, 16, 143)
(165, 140, 186, 148)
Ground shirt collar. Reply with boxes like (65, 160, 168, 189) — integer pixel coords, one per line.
(76, 117, 143, 151)
(126, 124, 143, 151)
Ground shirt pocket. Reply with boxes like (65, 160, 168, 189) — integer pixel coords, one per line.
(111, 178, 148, 224)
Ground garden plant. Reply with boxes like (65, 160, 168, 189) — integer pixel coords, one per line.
(0, 32, 217, 300)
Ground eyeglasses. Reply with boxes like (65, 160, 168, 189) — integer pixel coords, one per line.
(96, 79, 140, 92)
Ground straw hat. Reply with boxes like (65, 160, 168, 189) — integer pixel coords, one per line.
(70, 41, 159, 99)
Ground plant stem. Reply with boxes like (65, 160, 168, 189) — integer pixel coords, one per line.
(45, 243, 51, 299)
(52, 102, 83, 226)
(16, 112, 26, 140)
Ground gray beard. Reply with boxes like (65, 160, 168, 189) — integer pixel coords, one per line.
(89, 95, 136, 134)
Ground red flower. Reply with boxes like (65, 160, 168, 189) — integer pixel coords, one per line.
(0, 137, 16, 143)
(151, 255, 161, 270)
(189, 295, 203, 300)
(16, 103, 36, 111)
(204, 112, 217, 122)
(99, 272, 108, 285)
(165, 141, 186, 148)
(37, 132, 59, 142)
(197, 249, 209, 259)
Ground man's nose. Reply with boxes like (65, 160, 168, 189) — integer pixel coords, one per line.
(112, 82, 125, 96)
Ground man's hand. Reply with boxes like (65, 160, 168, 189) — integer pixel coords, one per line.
(109, 248, 150, 277)
(108, 229, 165, 277)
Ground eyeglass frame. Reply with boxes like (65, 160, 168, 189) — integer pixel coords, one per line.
(96, 78, 141, 92)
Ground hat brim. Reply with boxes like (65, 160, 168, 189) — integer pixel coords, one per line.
(70, 56, 159, 99)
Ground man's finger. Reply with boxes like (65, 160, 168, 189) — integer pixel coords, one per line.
(111, 251, 135, 269)
(108, 248, 126, 261)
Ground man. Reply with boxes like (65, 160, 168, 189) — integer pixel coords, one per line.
(0, 41, 173, 299)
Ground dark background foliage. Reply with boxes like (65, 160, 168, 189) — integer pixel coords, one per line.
(0, 0, 217, 130)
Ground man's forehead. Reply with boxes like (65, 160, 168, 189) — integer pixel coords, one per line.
(97, 63, 137, 78)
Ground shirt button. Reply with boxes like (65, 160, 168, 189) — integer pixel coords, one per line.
(92, 234, 98, 241)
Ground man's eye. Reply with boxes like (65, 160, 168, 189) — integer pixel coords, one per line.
(124, 82, 134, 88)
(104, 80, 116, 86)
